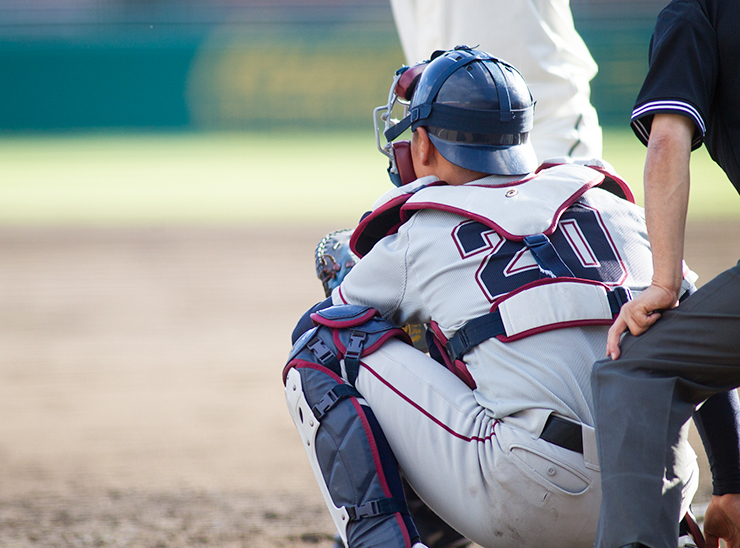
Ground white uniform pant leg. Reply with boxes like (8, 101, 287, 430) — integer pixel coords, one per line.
(388, 0, 603, 162)
(356, 339, 603, 548)
(528, 93, 603, 161)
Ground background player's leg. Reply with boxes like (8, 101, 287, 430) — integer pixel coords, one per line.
(388, 0, 602, 162)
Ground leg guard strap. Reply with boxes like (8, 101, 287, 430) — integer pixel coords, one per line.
(347, 498, 410, 522)
(344, 331, 368, 384)
(307, 336, 342, 371)
(313, 384, 362, 420)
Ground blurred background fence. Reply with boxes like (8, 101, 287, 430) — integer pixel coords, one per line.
(0, 0, 667, 132)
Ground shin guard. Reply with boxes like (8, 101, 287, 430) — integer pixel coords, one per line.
(284, 305, 418, 548)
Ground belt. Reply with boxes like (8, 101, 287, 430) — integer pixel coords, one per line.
(540, 415, 583, 454)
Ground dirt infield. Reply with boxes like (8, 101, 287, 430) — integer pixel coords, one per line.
(1, 221, 738, 547)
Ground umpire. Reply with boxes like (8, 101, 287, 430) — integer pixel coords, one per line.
(592, 1, 740, 548)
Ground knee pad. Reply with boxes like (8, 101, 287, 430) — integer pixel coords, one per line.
(284, 305, 418, 548)
(284, 304, 411, 385)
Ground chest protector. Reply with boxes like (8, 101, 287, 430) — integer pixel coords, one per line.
(349, 161, 641, 387)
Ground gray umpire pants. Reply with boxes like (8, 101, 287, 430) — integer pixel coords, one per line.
(592, 262, 740, 548)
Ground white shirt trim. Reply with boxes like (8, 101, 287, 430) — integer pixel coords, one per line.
(631, 100, 705, 148)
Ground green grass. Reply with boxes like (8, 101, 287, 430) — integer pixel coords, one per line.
(0, 129, 737, 225)
(0, 131, 391, 226)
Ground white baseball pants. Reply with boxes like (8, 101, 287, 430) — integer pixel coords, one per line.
(356, 339, 699, 548)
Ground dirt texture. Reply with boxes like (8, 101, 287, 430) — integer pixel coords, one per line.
(1, 221, 738, 547)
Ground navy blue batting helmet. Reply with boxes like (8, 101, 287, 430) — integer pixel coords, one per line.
(381, 46, 537, 176)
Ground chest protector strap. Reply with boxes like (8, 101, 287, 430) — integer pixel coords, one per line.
(522, 234, 574, 278)
(446, 279, 632, 361)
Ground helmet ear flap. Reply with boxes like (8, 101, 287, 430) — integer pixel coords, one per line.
(394, 63, 427, 101)
(391, 140, 417, 186)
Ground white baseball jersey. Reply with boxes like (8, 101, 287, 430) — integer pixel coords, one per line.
(335, 167, 652, 425)
(389, 0, 603, 162)
(330, 167, 699, 547)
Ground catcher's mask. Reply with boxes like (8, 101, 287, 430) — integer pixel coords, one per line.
(373, 45, 537, 186)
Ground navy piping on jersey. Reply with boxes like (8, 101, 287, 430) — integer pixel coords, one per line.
(631, 100, 705, 149)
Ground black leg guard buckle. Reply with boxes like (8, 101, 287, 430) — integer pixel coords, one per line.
(344, 331, 368, 384)
(346, 497, 411, 522)
(312, 384, 362, 420)
(307, 336, 341, 372)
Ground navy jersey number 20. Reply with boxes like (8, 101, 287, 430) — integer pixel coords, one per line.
(452, 203, 627, 302)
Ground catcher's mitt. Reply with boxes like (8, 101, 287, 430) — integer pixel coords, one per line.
(315, 229, 358, 298)
(315, 228, 429, 353)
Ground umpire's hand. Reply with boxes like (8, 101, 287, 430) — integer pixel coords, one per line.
(606, 282, 679, 360)
(705, 494, 740, 548)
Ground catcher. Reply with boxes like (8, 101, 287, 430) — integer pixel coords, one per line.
(283, 47, 702, 548)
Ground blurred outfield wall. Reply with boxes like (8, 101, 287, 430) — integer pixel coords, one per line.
(0, 0, 666, 131)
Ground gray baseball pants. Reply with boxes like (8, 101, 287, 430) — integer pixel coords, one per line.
(592, 262, 740, 548)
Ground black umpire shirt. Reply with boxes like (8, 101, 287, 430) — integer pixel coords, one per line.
(631, 0, 740, 496)
(630, 0, 740, 191)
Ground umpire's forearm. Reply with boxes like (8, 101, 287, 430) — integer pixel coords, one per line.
(643, 113, 694, 299)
